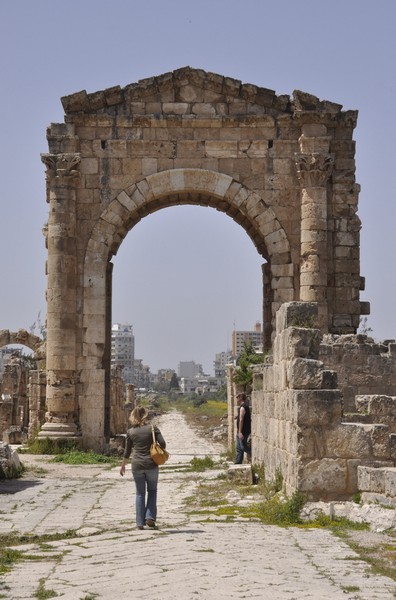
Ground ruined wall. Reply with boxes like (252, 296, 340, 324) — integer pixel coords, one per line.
(319, 335, 396, 413)
(0, 359, 29, 444)
(252, 302, 396, 500)
(28, 371, 47, 440)
(110, 366, 128, 436)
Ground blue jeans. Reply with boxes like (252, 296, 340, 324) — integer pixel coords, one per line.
(132, 467, 159, 527)
(235, 435, 251, 464)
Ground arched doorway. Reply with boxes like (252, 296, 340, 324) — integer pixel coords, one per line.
(79, 172, 290, 448)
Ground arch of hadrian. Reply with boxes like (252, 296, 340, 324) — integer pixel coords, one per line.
(38, 67, 395, 499)
(40, 67, 363, 448)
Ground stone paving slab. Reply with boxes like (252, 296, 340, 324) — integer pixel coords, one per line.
(0, 411, 395, 599)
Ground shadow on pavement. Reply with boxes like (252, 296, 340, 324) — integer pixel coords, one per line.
(0, 479, 44, 494)
(162, 528, 206, 535)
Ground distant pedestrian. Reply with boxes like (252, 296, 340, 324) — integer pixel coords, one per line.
(234, 393, 251, 464)
(120, 406, 166, 530)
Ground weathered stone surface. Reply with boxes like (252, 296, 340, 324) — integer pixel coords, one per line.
(227, 464, 253, 485)
(299, 458, 347, 499)
(251, 300, 396, 501)
(0, 443, 22, 479)
(287, 358, 324, 389)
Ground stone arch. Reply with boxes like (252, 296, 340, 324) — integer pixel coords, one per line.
(0, 329, 44, 355)
(89, 169, 289, 261)
(85, 168, 292, 352)
(41, 67, 364, 450)
(79, 170, 292, 448)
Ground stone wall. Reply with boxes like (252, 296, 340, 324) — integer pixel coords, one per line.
(110, 366, 129, 436)
(28, 370, 47, 440)
(252, 302, 396, 500)
(0, 358, 29, 444)
(319, 335, 396, 412)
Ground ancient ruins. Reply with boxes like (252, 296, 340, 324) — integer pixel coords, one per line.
(0, 67, 395, 500)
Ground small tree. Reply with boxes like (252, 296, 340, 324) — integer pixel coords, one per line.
(169, 372, 180, 391)
(29, 310, 47, 340)
(232, 342, 264, 392)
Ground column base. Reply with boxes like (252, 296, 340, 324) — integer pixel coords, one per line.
(38, 422, 81, 442)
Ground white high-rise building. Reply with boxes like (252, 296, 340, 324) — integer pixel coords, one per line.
(111, 324, 135, 384)
(232, 322, 263, 358)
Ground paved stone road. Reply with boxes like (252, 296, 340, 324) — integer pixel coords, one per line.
(1, 411, 396, 599)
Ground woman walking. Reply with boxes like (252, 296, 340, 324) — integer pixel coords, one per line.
(120, 406, 166, 530)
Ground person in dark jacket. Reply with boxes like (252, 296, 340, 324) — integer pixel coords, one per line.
(120, 406, 166, 529)
(234, 393, 251, 464)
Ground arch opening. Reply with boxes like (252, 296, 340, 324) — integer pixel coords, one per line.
(111, 203, 265, 376)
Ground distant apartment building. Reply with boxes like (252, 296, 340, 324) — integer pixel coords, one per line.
(152, 368, 175, 386)
(214, 351, 234, 378)
(111, 324, 135, 384)
(133, 358, 152, 390)
(179, 376, 224, 395)
(177, 361, 203, 379)
(232, 322, 263, 358)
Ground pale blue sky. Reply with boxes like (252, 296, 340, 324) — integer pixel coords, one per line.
(0, 0, 395, 373)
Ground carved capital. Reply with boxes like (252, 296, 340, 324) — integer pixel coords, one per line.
(41, 153, 81, 184)
(295, 153, 334, 187)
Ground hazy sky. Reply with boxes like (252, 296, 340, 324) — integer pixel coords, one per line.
(0, 0, 395, 374)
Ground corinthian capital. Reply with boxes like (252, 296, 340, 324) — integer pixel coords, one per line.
(295, 153, 334, 187)
(41, 153, 81, 183)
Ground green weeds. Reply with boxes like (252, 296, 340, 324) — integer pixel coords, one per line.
(249, 491, 306, 526)
(189, 456, 216, 472)
(19, 438, 78, 455)
(51, 451, 118, 465)
(34, 579, 58, 599)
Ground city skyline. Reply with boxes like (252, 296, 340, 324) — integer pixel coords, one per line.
(0, 1, 395, 374)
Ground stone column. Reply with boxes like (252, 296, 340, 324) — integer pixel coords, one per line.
(295, 127, 334, 331)
(39, 153, 81, 441)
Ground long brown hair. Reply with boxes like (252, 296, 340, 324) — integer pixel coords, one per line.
(129, 406, 149, 427)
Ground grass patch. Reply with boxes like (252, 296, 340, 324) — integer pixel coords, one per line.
(155, 396, 227, 431)
(0, 548, 25, 575)
(51, 451, 118, 465)
(248, 491, 306, 526)
(312, 512, 369, 531)
(34, 579, 58, 599)
(189, 456, 216, 472)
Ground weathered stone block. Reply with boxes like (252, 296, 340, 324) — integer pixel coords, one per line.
(357, 465, 371, 491)
(321, 370, 338, 389)
(282, 328, 322, 361)
(0, 444, 23, 479)
(299, 458, 347, 498)
(227, 464, 253, 484)
(384, 469, 396, 497)
(296, 391, 343, 427)
(288, 358, 324, 389)
(276, 302, 319, 333)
